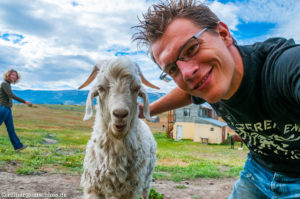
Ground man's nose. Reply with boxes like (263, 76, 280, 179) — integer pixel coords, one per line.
(177, 61, 198, 81)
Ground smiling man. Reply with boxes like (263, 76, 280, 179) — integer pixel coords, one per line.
(151, 18, 243, 103)
(133, 0, 300, 198)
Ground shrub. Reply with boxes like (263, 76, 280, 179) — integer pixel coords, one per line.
(149, 188, 164, 199)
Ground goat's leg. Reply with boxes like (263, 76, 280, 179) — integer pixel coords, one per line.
(142, 187, 150, 199)
(83, 188, 106, 199)
(118, 193, 137, 199)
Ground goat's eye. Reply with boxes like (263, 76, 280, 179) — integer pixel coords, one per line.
(98, 86, 106, 92)
(132, 85, 141, 92)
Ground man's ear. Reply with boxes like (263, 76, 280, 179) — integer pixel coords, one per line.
(217, 21, 233, 46)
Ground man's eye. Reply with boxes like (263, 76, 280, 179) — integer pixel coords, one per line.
(168, 65, 178, 75)
(180, 39, 199, 58)
(184, 44, 198, 58)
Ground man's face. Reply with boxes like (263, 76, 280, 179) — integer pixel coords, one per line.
(151, 18, 243, 103)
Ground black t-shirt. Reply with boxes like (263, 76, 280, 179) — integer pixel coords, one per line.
(192, 38, 300, 176)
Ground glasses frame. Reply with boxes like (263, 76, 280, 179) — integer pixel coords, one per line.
(159, 27, 208, 82)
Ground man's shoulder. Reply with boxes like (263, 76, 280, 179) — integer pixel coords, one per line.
(237, 37, 299, 80)
(274, 45, 300, 66)
(261, 38, 300, 82)
(238, 37, 296, 56)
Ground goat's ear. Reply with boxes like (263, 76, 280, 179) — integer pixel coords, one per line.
(78, 64, 100, 90)
(138, 86, 151, 121)
(83, 89, 98, 121)
(135, 63, 160, 90)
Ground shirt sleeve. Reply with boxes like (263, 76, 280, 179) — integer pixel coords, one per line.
(2, 82, 26, 104)
(275, 46, 300, 105)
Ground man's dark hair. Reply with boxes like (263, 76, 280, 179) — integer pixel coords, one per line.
(132, 0, 220, 51)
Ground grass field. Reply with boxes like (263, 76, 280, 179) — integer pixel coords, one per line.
(0, 104, 248, 181)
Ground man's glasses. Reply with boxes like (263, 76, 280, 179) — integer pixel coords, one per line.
(159, 28, 208, 82)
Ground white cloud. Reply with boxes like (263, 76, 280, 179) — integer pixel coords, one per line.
(209, 1, 239, 31)
(1, 0, 300, 94)
(0, 0, 157, 90)
(235, 0, 296, 24)
(269, 1, 300, 43)
(233, 0, 300, 42)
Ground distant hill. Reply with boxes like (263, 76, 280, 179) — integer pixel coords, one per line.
(13, 90, 165, 105)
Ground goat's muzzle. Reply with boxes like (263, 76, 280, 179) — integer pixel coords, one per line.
(113, 124, 126, 132)
(112, 108, 129, 132)
(113, 109, 128, 119)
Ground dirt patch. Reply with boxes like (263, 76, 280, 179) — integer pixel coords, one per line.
(0, 171, 237, 199)
(153, 178, 236, 199)
(156, 158, 190, 167)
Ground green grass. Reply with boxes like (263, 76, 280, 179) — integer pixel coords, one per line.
(41, 104, 86, 112)
(0, 104, 248, 182)
(0, 129, 86, 175)
(174, 185, 187, 189)
(153, 133, 247, 181)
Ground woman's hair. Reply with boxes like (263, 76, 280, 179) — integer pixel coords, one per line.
(4, 69, 20, 84)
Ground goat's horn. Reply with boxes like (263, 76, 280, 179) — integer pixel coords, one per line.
(78, 65, 99, 90)
(135, 63, 160, 90)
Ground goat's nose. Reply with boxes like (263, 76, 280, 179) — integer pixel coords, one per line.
(113, 109, 128, 119)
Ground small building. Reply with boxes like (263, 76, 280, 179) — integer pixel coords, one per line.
(172, 103, 228, 144)
(151, 116, 160, 123)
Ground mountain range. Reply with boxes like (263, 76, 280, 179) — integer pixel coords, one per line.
(13, 90, 165, 105)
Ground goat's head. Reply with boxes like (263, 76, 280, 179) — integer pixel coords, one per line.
(79, 57, 159, 138)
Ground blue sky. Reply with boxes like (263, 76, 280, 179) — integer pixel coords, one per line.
(0, 0, 299, 93)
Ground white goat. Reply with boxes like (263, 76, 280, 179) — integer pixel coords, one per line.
(79, 57, 159, 199)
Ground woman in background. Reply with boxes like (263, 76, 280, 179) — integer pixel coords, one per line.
(0, 69, 32, 151)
